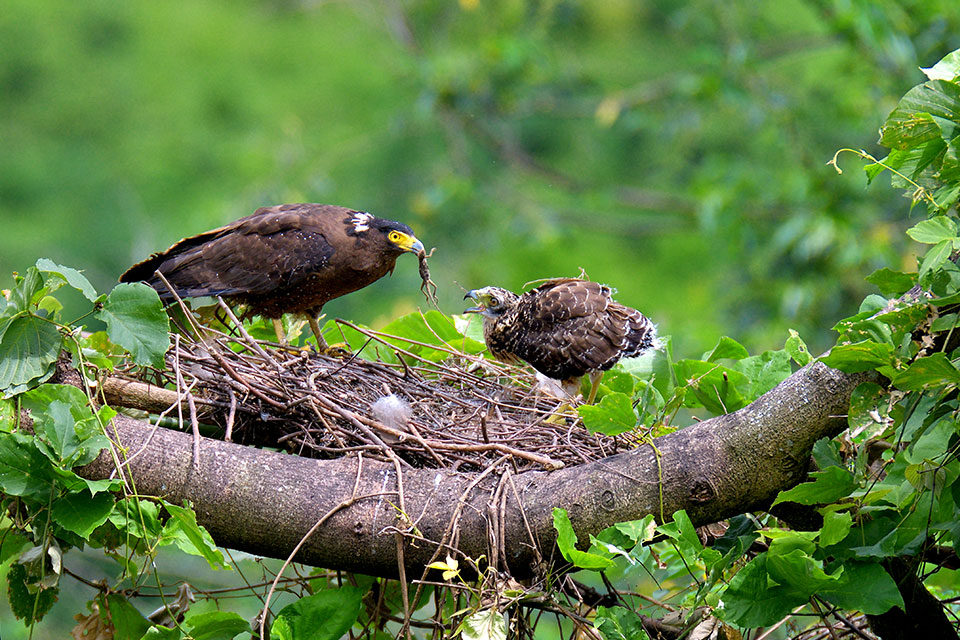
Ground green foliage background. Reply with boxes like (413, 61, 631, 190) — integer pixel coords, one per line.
(5, 1, 960, 638)
(4, 0, 958, 354)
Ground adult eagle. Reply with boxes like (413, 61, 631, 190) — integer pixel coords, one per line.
(120, 203, 424, 348)
(464, 278, 658, 403)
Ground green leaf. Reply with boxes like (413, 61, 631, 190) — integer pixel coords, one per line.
(0, 533, 30, 565)
(880, 79, 960, 154)
(21, 384, 109, 467)
(812, 438, 844, 469)
(35, 258, 99, 302)
(51, 490, 115, 539)
(0, 432, 54, 498)
(710, 514, 760, 558)
(141, 625, 183, 639)
(460, 608, 509, 640)
(891, 352, 960, 391)
(674, 359, 749, 414)
(6, 562, 58, 623)
(96, 283, 170, 368)
(656, 510, 703, 558)
(38, 401, 85, 464)
(819, 341, 893, 374)
(766, 544, 842, 595)
(931, 312, 960, 332)
(875, 301, 928, 338)
(185, 611, 251, 640)
(922, 50, 960, 81)
(0, 313, 62, 392)
(701, 336, 749, 362)
(578, 392, 637, 435)
(733, 349, 792, 400)
(553, 507, 615, 570)
(0, 398, 16, 433)
(271, 587, 364, 640)
(53, 466, 122, 496)
(920, 239, 953, 280)
(380, 310, 486, 361)
(865, 268, 917, 297)
(106, 594, 151, 640)
(847, 382, 888, 435)
(455, 313, 486, 345)
(772, 466, 857, 506)
(905, 417, 955, 463)
(820, 511, 853, 547)
(594, 605, 650, 640)
(906, 216, 958, 244)
(721, 554, 806, 627)
(612, 516, 657, 546)
(110, 498, 162, 540)
(162, 502, 229, 570)
(785, 329, 812, 366)
(9, 267, 43, 313)
(597, 369, 636, 396)
(820, 562, 904, 615)
(593, 516, 657, 564)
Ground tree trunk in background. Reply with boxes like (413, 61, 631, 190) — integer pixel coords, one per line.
(866, 558, 959, 640)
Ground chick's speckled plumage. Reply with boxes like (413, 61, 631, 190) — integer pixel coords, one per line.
(465, 279, 658, 389)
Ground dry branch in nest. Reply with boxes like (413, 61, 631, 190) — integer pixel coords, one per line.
(104, 308, 647, 474)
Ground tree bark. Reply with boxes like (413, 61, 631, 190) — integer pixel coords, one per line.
(77, 362, 868, 579)
(866, 558, 959, 640)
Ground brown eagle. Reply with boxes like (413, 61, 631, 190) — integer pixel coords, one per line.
(120, 203, 424, 348)
(464, 278, 658, 403)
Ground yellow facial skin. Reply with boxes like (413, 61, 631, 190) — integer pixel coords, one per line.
(388, 230, 424, 254)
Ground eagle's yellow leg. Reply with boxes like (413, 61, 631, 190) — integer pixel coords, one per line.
(308, 317, 329, 351)
(272, 318, 288, 345)
(585, 371, 604, 405)
(306, 316, 351, 356)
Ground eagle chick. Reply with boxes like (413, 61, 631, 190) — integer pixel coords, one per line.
(464, 278, 658, 403)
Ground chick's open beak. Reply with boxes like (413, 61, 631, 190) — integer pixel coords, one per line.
(463, 289, 484, 314)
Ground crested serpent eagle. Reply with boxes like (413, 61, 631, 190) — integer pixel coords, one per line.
(121, 203, 424, 348)
(464, 278, 658, 403)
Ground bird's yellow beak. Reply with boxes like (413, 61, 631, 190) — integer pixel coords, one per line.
(463, 290, 485, 314)
(392, 232, 425, 254)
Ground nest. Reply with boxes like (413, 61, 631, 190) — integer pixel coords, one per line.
(113, 302, 643, 473)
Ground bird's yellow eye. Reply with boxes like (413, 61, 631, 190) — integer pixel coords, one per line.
(388, 231, 403, 243)
(489, 296, 500, 306)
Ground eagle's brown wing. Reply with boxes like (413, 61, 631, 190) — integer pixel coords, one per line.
(120, 204, 338, 302)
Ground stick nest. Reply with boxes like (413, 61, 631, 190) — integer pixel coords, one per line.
(115, 311, 645, 473)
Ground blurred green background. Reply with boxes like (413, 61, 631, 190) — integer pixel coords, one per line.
(4, 0, 958, 358)
(3, 1, 960, 635)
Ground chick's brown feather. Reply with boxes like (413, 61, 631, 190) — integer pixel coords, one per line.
(479, 278, 657, 383)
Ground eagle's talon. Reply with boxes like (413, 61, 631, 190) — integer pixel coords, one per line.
(544, 402, 577, 425)
(320, 342, 352, 358)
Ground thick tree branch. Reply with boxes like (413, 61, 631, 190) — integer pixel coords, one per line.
(78, 362, 868, 579)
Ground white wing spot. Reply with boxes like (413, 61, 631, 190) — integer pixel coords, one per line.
(351, 211, 374, 233)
